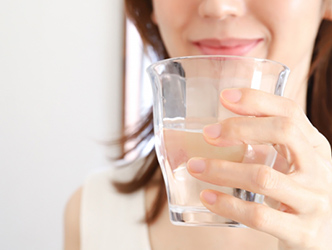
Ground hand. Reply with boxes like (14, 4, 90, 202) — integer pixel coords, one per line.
(187, 88, 332, 250)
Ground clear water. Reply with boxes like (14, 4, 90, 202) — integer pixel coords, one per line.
(154, 119, 276, 226)
(156, 128, 263, 224)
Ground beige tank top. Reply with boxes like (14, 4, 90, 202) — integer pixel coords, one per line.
(80, 168, 151, 250)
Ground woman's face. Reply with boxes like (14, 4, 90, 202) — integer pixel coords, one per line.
(151, 0, 326, 71)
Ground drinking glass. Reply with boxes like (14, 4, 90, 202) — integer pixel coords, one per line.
(147, 55, 290, 227)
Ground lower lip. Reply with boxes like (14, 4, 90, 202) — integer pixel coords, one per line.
(194, 39, 263, 56)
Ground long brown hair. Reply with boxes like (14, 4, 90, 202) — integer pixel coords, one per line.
(113, 0, 332, 224)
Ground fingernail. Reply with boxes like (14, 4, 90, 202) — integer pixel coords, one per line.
(201, 191, 217, 205)
(203, 124, 221, 139)
(188, 158, 205, 173)
(221, 89, 242, 103)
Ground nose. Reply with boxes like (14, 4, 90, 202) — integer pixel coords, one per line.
(198, 0, 246, 20)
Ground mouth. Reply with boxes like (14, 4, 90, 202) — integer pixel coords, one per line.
(193, 38, 263, 56)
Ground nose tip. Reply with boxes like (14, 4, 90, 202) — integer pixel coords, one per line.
(198, 0, 245, 20)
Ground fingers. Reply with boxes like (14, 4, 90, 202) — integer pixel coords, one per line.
(187, 158, 312, 213)
(220, 88, 302, 118)
(199, 190, 302, 245)
(187, 88, 332, 248)
(203, 116, 317, 172)
(219, 88, 331, 160)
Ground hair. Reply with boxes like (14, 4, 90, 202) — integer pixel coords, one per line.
(113, 0, 332, 224)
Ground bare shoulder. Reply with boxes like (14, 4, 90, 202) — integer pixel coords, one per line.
(64, 187, 83, 250)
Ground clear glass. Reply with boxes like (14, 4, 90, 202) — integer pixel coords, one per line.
(147, 55, 290, 227)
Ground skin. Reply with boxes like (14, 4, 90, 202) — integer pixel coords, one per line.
(151, 0, 332, 249)
(152, 0, 328, 108)
(64, 1, 332, 249)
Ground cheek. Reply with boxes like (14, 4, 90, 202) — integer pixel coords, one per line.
(152, 0, 197, 57)
(255, 0, 322, 67)
(153, 1, 191, 33)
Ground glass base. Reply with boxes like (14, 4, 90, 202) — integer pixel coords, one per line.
(169, 205, 247, 228)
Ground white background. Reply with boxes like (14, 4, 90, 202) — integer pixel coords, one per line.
(0, 0, 124, 249)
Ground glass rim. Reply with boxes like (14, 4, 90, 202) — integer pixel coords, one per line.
(147, 54, 290, 73)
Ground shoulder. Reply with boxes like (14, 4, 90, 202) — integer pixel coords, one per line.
(65, 166, 151, 250)
(64, 187, 82, 250)
(63, 168, 114, 250)
(63, 169, 114, 250)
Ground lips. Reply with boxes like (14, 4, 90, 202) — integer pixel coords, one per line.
(193, 38, 263, 56)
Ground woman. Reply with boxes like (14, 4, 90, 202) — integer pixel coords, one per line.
(65, 0, 332, 249)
